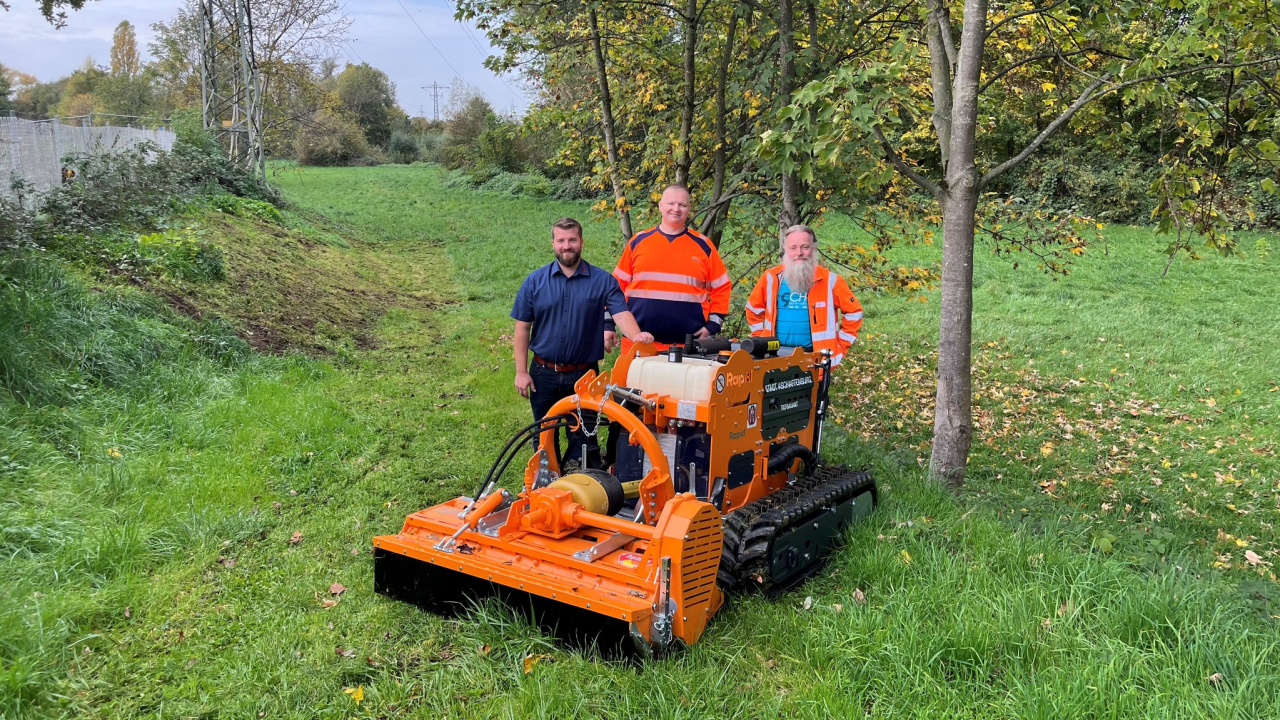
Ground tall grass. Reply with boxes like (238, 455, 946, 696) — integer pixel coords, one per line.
(2, 164, 1276, 717)
(0, 255, 367, 717)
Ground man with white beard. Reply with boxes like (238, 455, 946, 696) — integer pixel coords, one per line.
(744, 225, 863, 366)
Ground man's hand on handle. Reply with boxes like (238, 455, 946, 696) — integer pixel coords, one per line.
(693, 327, 711, 340)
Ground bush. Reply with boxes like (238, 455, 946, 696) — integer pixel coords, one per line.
(474, 126, 523, 173)
(478, 171, 553, 198)
(295, 110, 369, 167)
(209, 194, 284, 224)
(420, 131, 450, 163)
(387, 131, 420, 164)
(137, 227, 225, 282)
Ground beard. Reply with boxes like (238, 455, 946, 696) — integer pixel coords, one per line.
(556, 249, 581, 268)
(782, 253, 818, 294)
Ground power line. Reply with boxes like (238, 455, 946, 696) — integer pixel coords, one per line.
(440, 0, 525, 103)
(394, 0, 464, 79)
(345, 41, 365, 65)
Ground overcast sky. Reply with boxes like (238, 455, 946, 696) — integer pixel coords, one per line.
(0, 0, 531, 117)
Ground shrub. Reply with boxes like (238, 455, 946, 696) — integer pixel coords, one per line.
(474, 125, 523, 173)
(136, 227, 225, 282)
(209, 194, 283, 224)
(387, 131, 420, 164)
(295, 111, 369, 167)
(420, 131, 450, 163)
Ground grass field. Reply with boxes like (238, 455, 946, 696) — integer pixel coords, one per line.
(2, 164, 1277, 718)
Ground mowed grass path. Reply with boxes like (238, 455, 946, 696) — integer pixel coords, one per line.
(16, 165, 1277, 718)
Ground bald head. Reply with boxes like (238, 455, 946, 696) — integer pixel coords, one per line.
(659, 185, 691, 232)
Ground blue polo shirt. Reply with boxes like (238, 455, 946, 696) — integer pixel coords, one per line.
(511, 260, 630, 365)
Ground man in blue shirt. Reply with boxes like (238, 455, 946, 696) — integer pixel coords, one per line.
(512, 218, 653, 469)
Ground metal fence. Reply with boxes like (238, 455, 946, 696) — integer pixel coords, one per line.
(1, 114, 177, 199)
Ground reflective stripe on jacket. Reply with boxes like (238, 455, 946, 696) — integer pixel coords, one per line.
(745, 265, 863, 366)
(612, 225, 731, 343)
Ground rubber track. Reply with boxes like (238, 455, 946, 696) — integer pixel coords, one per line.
(717, 465, 876, 595)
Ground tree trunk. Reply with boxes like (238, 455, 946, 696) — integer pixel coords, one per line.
(588, 6, 633, 239)
(675, 0, 698, 186)
(700, 4, 740, 245)
(928, 0, 989, 488)
(778, 0, 800, 236)
(925, 0, 953, 171)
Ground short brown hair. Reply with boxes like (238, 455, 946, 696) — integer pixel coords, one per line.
(661, 183, 691, 199)
(551, 217, 583, 239)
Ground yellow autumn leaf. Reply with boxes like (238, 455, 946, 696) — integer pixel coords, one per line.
(1161, 459, 1172, 468)
(523, 653, 552, 674)
(898, 549, 912, 565)
(344, 685, 364, 706)
(1040, 442, 1054, 456)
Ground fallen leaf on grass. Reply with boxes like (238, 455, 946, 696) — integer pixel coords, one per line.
(1207, 672, 1224, 685)
(329, 583, 346, 596)
(124, 607, 131, 619)
(218, 557, 236, 568)
(351, 548, 360, 556)
(271, 501, 282, 511)
(802, 596, 813, 610)
(336, 646, 356, 658)
(853, 589, 866, 605)
(898, 549, 912, 565)
(1245, 550, 1270, 567)
(344, 685, 364, 705)
(832, 603, 843, 612)
(287, 531, 303, 545)
(479, 644, 491, 655)
(522, 653, 552, 674)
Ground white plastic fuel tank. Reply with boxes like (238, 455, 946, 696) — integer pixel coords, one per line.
(625, 355, 719, 402)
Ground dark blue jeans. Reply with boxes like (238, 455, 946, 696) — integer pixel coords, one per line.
(529, 362, 600, 468)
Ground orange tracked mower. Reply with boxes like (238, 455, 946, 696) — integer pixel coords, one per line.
(372, 337, 878, 653)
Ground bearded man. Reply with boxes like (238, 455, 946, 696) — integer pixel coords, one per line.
(745, 225, 863, 366)
(513, 217, 653, 469)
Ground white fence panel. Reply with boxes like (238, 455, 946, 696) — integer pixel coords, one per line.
(1, 116, 177, 200)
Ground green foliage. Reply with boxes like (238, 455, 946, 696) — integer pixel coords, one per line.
(445, 95, 496, 147)
(474, 124, 523, 173)
(294, 109, 369, 166)
(386, 130, 420, 164)
(136, 227, 225, 282)
(335, 62, 398, 147)
(0, 66, 13, 115)
(208, 193, 284, 224)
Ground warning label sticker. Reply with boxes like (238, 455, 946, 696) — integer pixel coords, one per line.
(617, 552, 643, 568)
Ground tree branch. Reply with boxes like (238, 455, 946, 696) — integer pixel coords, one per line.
(981, 54, 1280, 188)
(981, 74, 1108, 187)
(984, 0, 1068, 39)
(873, 124, 945, 197)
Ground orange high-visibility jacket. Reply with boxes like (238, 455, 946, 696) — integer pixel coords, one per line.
(612, 225, 732, 343)
(745, 265, 863, 366)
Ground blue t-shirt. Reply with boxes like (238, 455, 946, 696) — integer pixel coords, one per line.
(776, 277, 812, 350)
(511, 260, 630, 364)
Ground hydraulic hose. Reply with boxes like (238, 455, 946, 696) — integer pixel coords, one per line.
(471, 414, 574, 501)
(767, 443, 819, 476)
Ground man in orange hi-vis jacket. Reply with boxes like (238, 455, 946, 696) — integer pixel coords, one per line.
(745, 224, 863, 366)
(606, 184, 732, 354)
